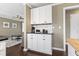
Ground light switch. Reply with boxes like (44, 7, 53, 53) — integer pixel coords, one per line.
(59, 26, 62, 29)
(52, 26, 55, 29)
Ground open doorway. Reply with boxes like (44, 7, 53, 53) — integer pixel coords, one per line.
(66, 8, 79, 41)
(64, 5, 79, 56)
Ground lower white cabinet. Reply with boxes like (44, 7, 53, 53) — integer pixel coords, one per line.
(68, 43, 76, 56)
(0, 41, 6, 56)
(27, 34, 33, 50)
(27, 34, 52, 55)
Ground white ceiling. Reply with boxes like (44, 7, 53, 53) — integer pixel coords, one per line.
(0, 3, 24, 20)
(28, 3, 52, 8)
(0, 3, 53, 20)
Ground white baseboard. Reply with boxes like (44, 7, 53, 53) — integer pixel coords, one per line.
(23, 48, 28, 52)
(52, 47, 65, 51)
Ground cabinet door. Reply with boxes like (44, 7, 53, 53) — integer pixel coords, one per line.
(45, 5, 52, 23)
(37, 34, 52, 54)
(32, 34, 38, 51)
(39, 5, 52, 24)
(39, 7, 46, 24)
(27, 34, 38, 51)
(27, 34, 33, 49)
(31, 8, 39, 24)
(43, 35, 52, 54)
(44, 35, 52, 54)
(37, 34, 44, 52)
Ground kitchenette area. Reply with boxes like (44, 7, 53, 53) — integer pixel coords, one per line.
(27, 24, 53, 55)
(26, 4, 53, 55)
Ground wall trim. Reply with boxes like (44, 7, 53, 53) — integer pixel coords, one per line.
(64, 5, 79, 10)
(52, 47, 64, 51)
(50, 3, 63, 6)
(23, 48, 28, 52)
(26, 3, 63, 9)
(63, 7, 66, 51)
(26, 3, 32, 8)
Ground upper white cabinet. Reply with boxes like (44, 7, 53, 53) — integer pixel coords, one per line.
(31, 5, 52, 24)
(31, 8, 39, 24)
(39, 5, 52, 24)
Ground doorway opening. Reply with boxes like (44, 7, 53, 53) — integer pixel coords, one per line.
(63, 5, 79, 53)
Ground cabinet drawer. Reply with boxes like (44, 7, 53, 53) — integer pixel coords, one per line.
(27, 34, 35, 37)
(27, 34, 35, 38)
(42, 35, 52, 42)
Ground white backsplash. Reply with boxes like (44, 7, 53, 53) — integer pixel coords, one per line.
(33, 25, 53, 33)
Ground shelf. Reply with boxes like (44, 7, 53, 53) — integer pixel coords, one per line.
(31, 23, 52, 25)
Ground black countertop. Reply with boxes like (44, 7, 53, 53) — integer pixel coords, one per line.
(0, 37, 8, 41)
(27, 32, 54, 35)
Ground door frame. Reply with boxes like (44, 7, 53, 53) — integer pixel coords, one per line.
(63, 5, 79, 51)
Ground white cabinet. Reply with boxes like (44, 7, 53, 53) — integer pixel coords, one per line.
(43, 35, 52, 54)
(32, 34, 38, 51)
(27, 34, 52, 55)
(0, 41, 6, 56)
(37, 34, 44, 52)
(39, 5, 52, 24)
(27, 34, 38, 51)
(27, 34, 33, 49)
(31, 5, 52, 24)
(68, 43, 76, 56)
(31, 8, 39, 24)
(39, 6, 46, 23)
(37, 34, 52, 54)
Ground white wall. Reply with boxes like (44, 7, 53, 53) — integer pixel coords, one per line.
(0, 3, 24, 19)
(70, 14, 79, 39)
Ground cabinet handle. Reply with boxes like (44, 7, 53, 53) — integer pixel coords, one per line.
(43, 39, 45, 40)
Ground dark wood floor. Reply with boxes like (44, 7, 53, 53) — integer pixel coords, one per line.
(6, 44, 67, 56)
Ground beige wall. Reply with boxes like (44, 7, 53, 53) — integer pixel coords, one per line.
(67, 8, 79, 14)
(26, 5, 31, 33)
(52, 3, 79, 49)
(23, 5, 31, 49)
(66, 11, 70, 41)
(0, 17, 22, 36)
